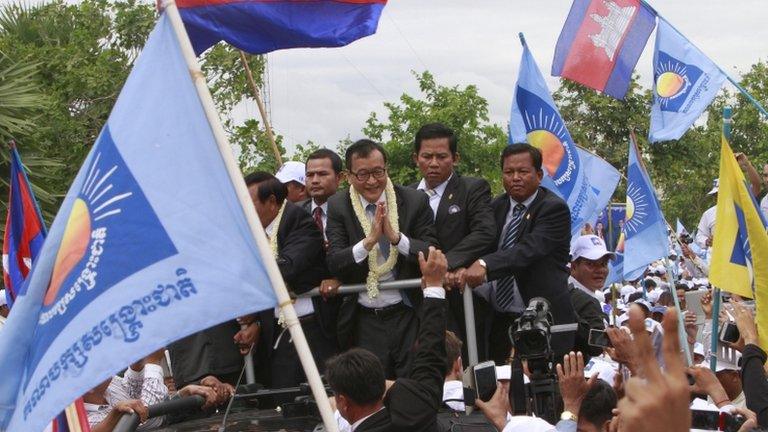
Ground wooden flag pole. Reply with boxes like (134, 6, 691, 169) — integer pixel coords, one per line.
(162, 4, 338, 431)
(238, 50, 283, 166)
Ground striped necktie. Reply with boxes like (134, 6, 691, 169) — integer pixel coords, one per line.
(495, 203, 526, 310)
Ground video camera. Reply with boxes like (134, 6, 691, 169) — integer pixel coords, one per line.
(510, 297, 554, 377)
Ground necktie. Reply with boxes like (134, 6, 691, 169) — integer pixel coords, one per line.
(496, 204, 526, 310)
(424, 189, 437, 198)
(366, 204, 389, 260)
(313, 206, 324, 234)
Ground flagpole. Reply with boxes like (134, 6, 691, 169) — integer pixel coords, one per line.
(238, 50, 283, 166)
(641, 1, 768, 118)
(161, 4, 339, 431)
(708, 107, 732, 372)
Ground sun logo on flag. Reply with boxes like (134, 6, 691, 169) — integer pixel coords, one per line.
(654, 51, 704, 113)
(624, 182, 649, 236)
(44, 153, 132, 306)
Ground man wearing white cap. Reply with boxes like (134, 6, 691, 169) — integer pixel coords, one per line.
(695, 178, 719, 249)
(275, 160, 308, 203)
(569, 235, 613, 358)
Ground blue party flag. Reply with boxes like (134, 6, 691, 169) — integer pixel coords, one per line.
(649, 18, 726, 143)
(510, 36, 605, 237)
(0, 13, 277, 430)
(623, 133, 670, 280)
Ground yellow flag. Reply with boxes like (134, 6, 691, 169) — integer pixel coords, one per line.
(710, 134, 768, 347)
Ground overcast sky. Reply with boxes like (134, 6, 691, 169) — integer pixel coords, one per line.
(246, 0, 768, 153)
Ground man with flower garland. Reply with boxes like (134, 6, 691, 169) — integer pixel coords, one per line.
(234, 172, 335, 389)
(326, 139, 438, 379)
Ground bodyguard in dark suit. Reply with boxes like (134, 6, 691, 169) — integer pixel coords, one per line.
(234, 172, 335, 388)
(327, 247, 448, 432)
(465, 144, 577, 364)
(326, 139, 438, 379)
(408, 123, 496, 360)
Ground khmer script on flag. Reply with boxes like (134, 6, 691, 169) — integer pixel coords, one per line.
(552, 0, 656, 99)
(178, 0, 387, 55)
(510, 38, 607, 237)
(0, 13, 277, 431)
(648, 18, 726, 143)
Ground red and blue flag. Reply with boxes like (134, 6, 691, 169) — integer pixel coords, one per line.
(2, 144, 46, 308)
(552, 0, 656, 99)
(177, 0, 387, 55)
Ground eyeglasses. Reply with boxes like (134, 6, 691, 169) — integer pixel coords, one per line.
(349, 168, 387, 181)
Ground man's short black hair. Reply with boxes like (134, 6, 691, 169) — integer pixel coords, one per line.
(414, 122, 457, 155)
(579, 380, 617, 428)
(244, 171, 287, 206)
(306, 148, 343, 174)
(500, 143, 543, 171)
(345, 139, 388, 172)
(326, 348, 386, 405)
(627, 292, 644, 303)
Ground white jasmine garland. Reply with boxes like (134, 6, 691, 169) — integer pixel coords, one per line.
(349, 178, 399, 298)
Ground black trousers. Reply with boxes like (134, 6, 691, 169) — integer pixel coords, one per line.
(488, 311, 521, 366)
(446, 289, 492, 363)
(356, 303, 417, 379)
(270, 314, 338, 389)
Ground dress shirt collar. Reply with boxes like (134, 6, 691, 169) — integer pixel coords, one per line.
(359, 192, 386, 210)
(569, 275, 598, 298)
(509, 188, 538, 210)
(265, 219, 276, 237)
(311, 199, 328, 215)
(351, 406, 385, 431)
(417, 173, 453, 197)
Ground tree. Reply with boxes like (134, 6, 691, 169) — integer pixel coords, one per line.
(363, 71, 508, 192)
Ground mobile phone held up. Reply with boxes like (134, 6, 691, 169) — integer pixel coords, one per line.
(473, 361, 497, 403)
(588, 328, 612, 348)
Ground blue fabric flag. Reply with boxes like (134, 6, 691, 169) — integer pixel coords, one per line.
(648, 19, 726, 143)
(676, 218, 688, 236)
(0, 13, 277, 430)
(579, 147, 621, 234)
(510, 39, 601, 237)
(624, 134, 670, 280)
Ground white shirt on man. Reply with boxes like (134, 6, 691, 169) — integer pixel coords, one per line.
(696, 206, 717, 248)
(351, 194, 412, 308)
(416, 174, 453, 219)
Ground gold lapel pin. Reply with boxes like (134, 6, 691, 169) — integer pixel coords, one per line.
(448, 193, 453, 200)
(526, 213, 530, 220)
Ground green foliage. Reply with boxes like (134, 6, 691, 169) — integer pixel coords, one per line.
(363, 71, 508, 192)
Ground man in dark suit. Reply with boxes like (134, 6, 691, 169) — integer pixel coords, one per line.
(568, 234, 611, 359)
(465, 143, 577, 364)
(327, 247, 447, 432)
(326, 139, 438, 379)
(408, 122, 496, 360)
(234, 172, 335, 389)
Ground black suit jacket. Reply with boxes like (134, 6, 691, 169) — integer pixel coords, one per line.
(408, 175, 496, 270)
(255, 201, 326, 384)
(326, 185, 438, 293)
(299, 198, 341, 339)
(356, 297, 446, 432)
(481, 187, 576, 324)
(569, 284, 606, 358)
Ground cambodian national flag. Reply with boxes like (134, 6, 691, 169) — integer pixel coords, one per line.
(177, 0, 387, 55)
(623, 132, 669, 280)
(648, 19, 726, 143)
(2, 144, 46, 308)
(552, 0, 656, 99)
(510, 36, 601, 237)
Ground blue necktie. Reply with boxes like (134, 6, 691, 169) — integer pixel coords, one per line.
(366, 204, 389, 260)
(496, 204, 525, 310)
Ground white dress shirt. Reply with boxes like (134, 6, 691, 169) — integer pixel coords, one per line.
(696, 205, 717, 248)
(761, 194, 768, 222)
(351, 194, 412, 308)
(416, 174, 453, 219)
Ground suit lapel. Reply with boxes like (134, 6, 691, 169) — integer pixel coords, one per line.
(494, 195, 511, 238)
(435, 174, 459, 224)
(516, 188, 544, 240)
(345, 192, 367, 241)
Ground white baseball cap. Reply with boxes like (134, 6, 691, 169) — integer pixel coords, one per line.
(275, 161, 306, 186)
(570, 235, 616, 262)
(708, 178, 719, 195)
